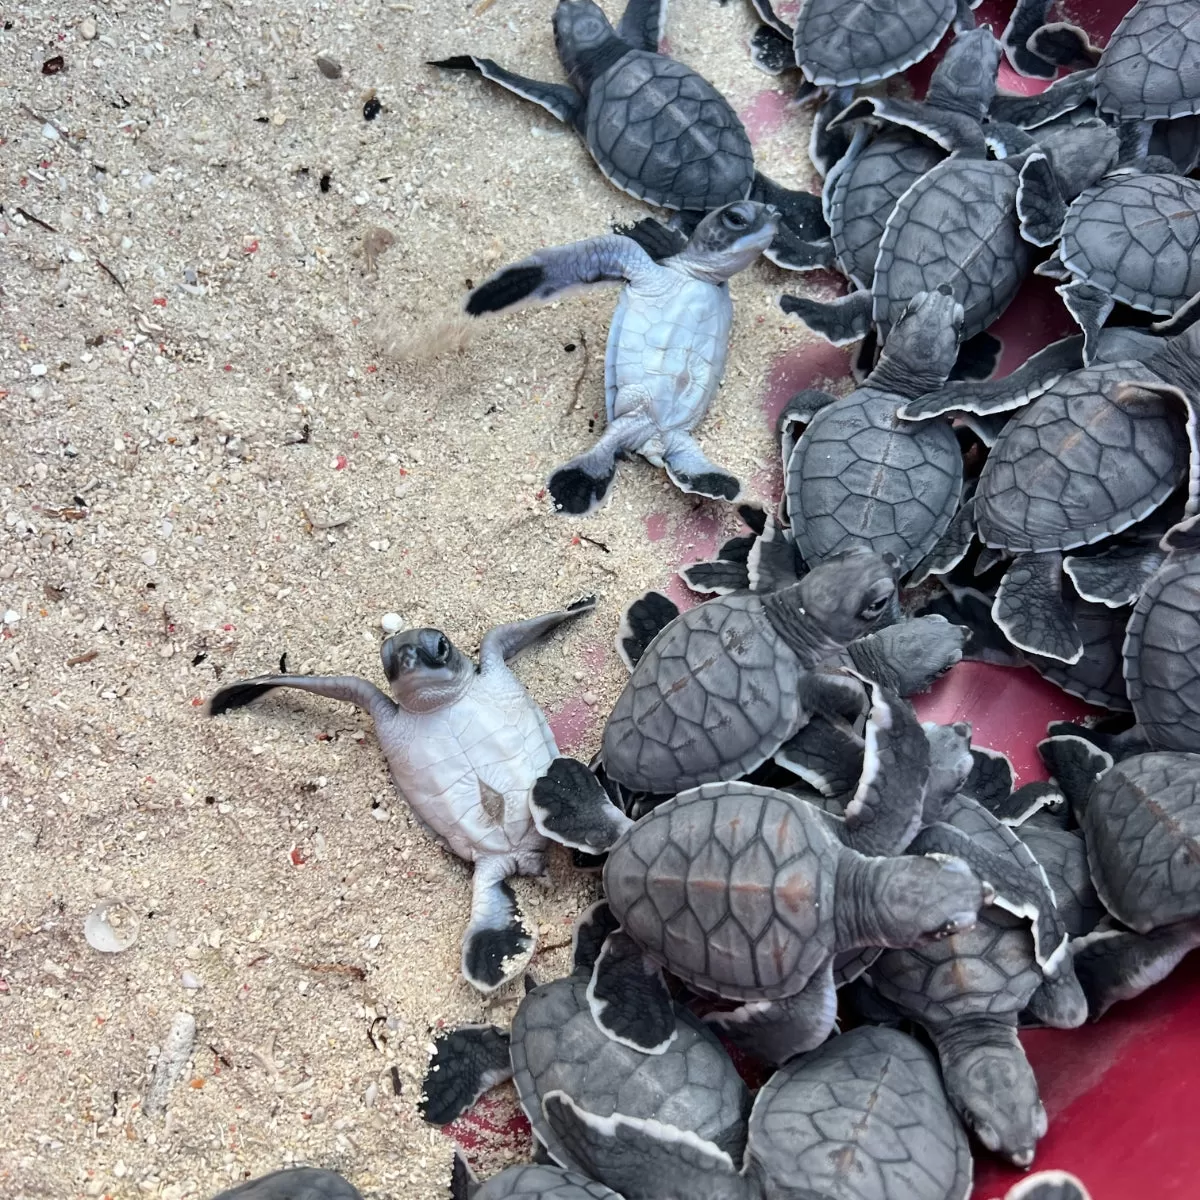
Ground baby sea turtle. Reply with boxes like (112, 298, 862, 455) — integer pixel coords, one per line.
(748, 0, 981, 89)
(823, 28, 999, 291)
(420, 902, 750, 1170)
(598, 548, 900, 795)
(465, 201, 776, 514)
(862, 792, 1085, 1165)
(210, 1171, 361, 1200)
(537, 1025, 972, 1200)
(779, 288, 964, 574)
(1000, 1176, 1093, 1200)
(900, 322, 1200, 665)
(431, 0, 830, 269)
(208, 598, 594, 994)
(451, 1158, 620, 1200)
(1035, 170, 1200, 361)
(1038, 736, 1200, 1016)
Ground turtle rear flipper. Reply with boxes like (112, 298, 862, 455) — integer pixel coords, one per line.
(587, 931, 677, 1054)
(999, 0, 1058, 78)
(1003, 1171, 1093, 1200)
(616, 590, 680, 671)
(531, 757, 633, 853)
(462, 867, 535, 993)
(1036, 734, 1113, 818)
(993, 552, 1084, 664)
(780, 287, 872, 345)
(705, 961, 837, 1067)
(661, 433, 741, 504)
(914, 820, 1070, 974)
(540, 1092, 750, 1200)
(571, 900, 621, 975)
(428, 56, 582, 126)
(211, 1169, 364, 1200)
(928, 1017, 1045, 1167)
(419, 1024, 513, 1126)
(548, 412, 652, 516)
(1073, 920, 1200, 1020)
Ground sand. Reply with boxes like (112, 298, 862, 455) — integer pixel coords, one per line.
(0, 1, 830, 1196)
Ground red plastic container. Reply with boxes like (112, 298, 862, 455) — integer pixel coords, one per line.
(454, 3, 1200, 1195)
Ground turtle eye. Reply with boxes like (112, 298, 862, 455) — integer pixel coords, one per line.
(435, 635, 450, 663)
(723, 207, 748, 230)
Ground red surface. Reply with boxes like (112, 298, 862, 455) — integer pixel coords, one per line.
(465, 1, 1200, 1193)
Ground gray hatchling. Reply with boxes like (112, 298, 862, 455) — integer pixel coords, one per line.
(209, 1170, 361, 1200)
(207, 598, 594, 993)
(465, 201, 777, 514)
(420, 902, 750, 1174)
(998, 1175, 1093, 1200)
(451, 1157, 621, 1200)
(534, 1025, 973, 1200)
(530, 710, 1005, 1061)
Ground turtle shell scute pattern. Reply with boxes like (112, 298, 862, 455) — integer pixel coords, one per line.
(1096, 0, 1200, 120)
(604, 784, 841, 1000)
(1061, 174, 1200, 315)
(1080, 752, 1200, 931)
(828, 133, 943, 290)
(873, 156, 1031, 342)
(509, 976, 749, 1164)
(1124, 556, 1200, 749)
(748, 1026, 972, 1200)
(974, 363, 1187, 552)
(793, 0, 957, 86)
(787, 388, 962, 571)
(475, 1164, 622, 1200)
(587, 52, 754, 212)
(602, 595, 803, 793)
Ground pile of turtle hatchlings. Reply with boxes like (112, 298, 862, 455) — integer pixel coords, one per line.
(206, 1, 1200, 1198)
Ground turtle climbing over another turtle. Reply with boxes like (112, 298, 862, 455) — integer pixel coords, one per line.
(859, 790, 1086, 1166)
(450, 1157, 621, 1200)
(535, 1025, 973, 1200)
(465, 201, 776, 514)
(747, 0, 981, 90)
(420, 902, 750, 1170)
(779, 287, 965, 575)
(1031, 170, 1200, 362)
(431, 0, 830, 269)
(209, 1171, 361, 1200)
(207, 598, 595, 994)
(1036, 735, 1200, 1017)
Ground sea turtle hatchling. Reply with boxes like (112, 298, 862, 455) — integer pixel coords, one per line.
(779, 287, 965, 575)
(533, 1025, 973, 1200)
(419, 901, 750, 1170)
(207, 598, 594, 994)
(1036, 736, 1200, 1016)
(209, 1171, 361, 1200)
(464, 201, 776, 515)
(431, 0, 830, 269)
(450, 1157, 621, 1200)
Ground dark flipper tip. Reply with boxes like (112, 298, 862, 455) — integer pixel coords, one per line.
(428, 55, 481, 71)
(207, 681, 278, 717)
(465, 265, 546, 316)
(548, 464, 616, 515)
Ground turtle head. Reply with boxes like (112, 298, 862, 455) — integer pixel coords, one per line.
(870, 287, 964, 400)
(794, 548, 898, 645)
(1036, 117, 1120, 199)
(380, 627, 473, 712)
(923, 721, 974, 818)
(676, 202, 779, 281)
(554, 0, 626, 92)
(925, 28, 1002, 121)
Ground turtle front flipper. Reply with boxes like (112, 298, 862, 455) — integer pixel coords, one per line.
(774, 714, 864, 797)
(912, 821, 1070, 975)
(678, 557, 751, 596)
(999, 0, 1057, 79)
(1015, 152, 1068, 247)
(1026, 22, 1102, 70)
(616, 590, 680, 671)
(479, 596, 597, 670)
(840, 685, 930, 856)
(462, 862, 536, 993)
(993, 552, 1084, 664)
(531, 757, 634, 853)
(990, 780, 1067, 827)
(900, 335, 1086, 420)
(846, 615, 969, 697)
(962, 745, 1015, 811)
(1056, 280, 1115, 364)
(831, 95, 986, 155)
(661, 432, 741, 504)
(1073, 920, 1200, 1020)
(908, 498, 977, 584)
(780, 288, 871, 345)
(705, 961, 837, 1067)
(428, 56, 583, 126)
(448, 1152, 477, 1200)
(1002, 1171, 1093, 1200)
(587, 931, 677, 1054)
(927, 1016, 1046, 1167)
(1023, 960, 1088, 1029)
(616, 0, 665, 52)
(208, 672, 397, 722)
(751, 173, 834, 271)
(1036, 735, 1113, 819)
(419, 1023, 513, 1125)
(540, 1092, 750, 1200)
(1064, 542, 1165, 608)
